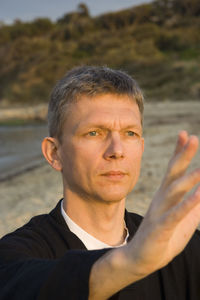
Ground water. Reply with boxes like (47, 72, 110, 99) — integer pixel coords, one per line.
(0, 124, 48, 181)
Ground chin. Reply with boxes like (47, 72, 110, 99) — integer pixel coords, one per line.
(95, 188, 129, 204)
(94, 179, 135, 203)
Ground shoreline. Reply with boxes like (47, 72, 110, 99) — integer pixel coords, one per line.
(0, 123, 48, 181)
(0, 103, 48, 123)
(0, 160, 45, 183)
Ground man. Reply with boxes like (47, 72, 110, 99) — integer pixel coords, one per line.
(0, 66, 200, 300)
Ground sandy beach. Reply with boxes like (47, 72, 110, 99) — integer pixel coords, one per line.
(0, 101, 200, 237)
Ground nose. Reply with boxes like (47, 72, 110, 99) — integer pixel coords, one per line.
(103, 132, 124, 160)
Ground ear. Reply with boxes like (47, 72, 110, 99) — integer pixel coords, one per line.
(41, 137, 62, 171)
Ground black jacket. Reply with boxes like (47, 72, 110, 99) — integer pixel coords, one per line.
(0, 199, 200, 299)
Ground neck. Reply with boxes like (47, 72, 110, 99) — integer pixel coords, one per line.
(63, 189, 126, 246)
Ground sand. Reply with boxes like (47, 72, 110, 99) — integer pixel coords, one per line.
(0, 101, 200, 237)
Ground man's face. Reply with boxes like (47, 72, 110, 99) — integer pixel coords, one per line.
(57, 93, 144, 204)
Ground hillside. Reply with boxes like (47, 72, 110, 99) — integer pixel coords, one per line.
(0, 0, 200, 105)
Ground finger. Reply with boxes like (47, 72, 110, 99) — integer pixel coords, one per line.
(174, 131, 188, 155)
(163, 168, 200, 210)
(166, 184, 200, 226)
(164, 135, 199, 186)
(171, 135, 199, 174)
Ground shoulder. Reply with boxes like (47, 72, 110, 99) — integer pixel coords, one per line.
(0, 200, 70, 260)
(1, 200, 64, 241)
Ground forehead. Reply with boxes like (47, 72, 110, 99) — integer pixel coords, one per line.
(63, 93, 142, 133)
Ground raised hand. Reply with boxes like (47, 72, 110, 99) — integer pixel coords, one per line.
(127, 130, 200, 276)
(89, 131, 200, 300)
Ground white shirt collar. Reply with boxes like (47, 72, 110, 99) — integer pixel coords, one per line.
(61, 200, 129, 250)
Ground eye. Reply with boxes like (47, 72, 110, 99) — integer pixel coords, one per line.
(88, 131, 99, 136)
(126, 131, 135, 136)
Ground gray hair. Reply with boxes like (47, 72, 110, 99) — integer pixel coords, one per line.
(48, 65, 144, 142)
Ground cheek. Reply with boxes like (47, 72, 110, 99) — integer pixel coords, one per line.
(65, 143, 99, 177)
(129, 141, 143, 160)
(127, 144, 143, 175)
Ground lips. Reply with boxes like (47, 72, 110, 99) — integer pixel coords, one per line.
(103, 171, 125, 175)
(101, 171, 127, 180)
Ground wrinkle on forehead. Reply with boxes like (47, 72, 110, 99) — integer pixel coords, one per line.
(63, 94, 142, 136)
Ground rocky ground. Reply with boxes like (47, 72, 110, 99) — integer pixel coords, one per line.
(0, 101, 200, 237)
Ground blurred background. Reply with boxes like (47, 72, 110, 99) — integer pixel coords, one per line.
(0, 0, 200, 236)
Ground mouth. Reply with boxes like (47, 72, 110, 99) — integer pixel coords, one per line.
(101, 171, 127, 180)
